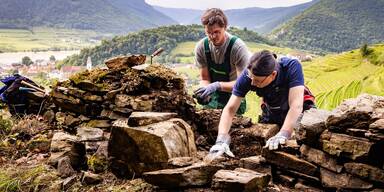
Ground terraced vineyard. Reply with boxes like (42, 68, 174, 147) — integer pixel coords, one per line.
(304, 44, 384, 109)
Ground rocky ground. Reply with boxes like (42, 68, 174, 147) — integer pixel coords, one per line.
(0, 55, 383, 191)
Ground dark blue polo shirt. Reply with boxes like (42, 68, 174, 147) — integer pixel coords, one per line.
(232, 57, 304, 106)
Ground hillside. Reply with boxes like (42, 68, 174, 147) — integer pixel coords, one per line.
(154, 1, 317, 34)
(225, 1, 318, 34)
(303, 44, 384, 109)
(59, 25, 273, 66)
(270, 0, 384, 53)
(0, 0, 176, 34)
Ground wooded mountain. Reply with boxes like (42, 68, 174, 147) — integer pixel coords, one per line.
(154, 1, 317, 34)
(60, 24, 273, 66)
(270, 0, 384, 53)
(0, 0, 177, 34)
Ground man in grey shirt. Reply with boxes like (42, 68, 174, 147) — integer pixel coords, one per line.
(194, 8, 250, 114)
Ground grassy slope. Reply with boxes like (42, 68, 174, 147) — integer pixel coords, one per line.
(0, 28, 101, 52)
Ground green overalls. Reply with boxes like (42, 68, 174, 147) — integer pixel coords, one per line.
(203, 36, 246, 115)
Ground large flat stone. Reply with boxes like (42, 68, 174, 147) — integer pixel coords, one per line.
(297, 109, 331, 147)
(294, 181, 323, 192)
(365, 131, 384, 142)
(128, 112, 177, 127)
(300, 145, 343, 173)
(326, 94, 384, 131)
(370, 119, 384, 132)
(278, 169, 320, 185)
(276, 174, 296, 187)
(211, 168, 270, 192)
(320, 130, 374, 160)
(100, 109, 128, 120)
(168, 157, 197, 168)
(76, 127, 103, 142)
(57, 156, 76, 178)
(344, 162, 384, 184)
(142, 163, 222, 188)
(244, 123, 280, 142)
(49, 132, 86, 170)
(50, 131, 78, 152)
(239, 156, 271, 176)
(115, 94, 152, 110)
(231, 124, 279, 158)
(109, 118, 197, 177)
(51, 90, 87, 114)
(262, 150, 318, 176)
(85, 120, 111, 129)
(105, 55, 146, 70)
(320, 168, 373, 190)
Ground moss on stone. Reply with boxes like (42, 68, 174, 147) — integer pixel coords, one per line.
(87, 154, 108, 173)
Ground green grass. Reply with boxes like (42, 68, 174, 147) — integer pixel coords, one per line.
(246, 42, 305, 55)
(0, 27, 103, 52)
(0, 165, 55, 192)
(170, 42, 195, 57)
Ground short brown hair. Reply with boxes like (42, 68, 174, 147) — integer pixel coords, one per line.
(201, 8, 228, 28)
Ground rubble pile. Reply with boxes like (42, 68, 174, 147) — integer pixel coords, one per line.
(42, 55, 254, 190)
(50, 55, 194, 126)
(260, 94, 384, 191)
(41, 55, 199, 189)
(7, 54, 383, 191)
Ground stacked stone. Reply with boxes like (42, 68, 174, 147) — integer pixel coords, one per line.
(47, 55, 195, 152)
(45, 55, 196, 189)
(49, 55, 194, 128)
(262, 94, 384, 191)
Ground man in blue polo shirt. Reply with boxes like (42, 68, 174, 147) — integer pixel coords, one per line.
(206, 50, 315, 160)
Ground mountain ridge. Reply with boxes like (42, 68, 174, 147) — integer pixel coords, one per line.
(0, 0, 177, 34)
(270, 0, 384, 53)
(153, 1, 317, 34)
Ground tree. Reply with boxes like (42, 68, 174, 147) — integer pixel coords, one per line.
(49, 55, 56, 62)
(22, 56, 33, 66)
(360, 44, 373, 57)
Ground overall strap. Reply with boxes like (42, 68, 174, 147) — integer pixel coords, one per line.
(224, 36, 238, 65)
(203, 37, 214, 67)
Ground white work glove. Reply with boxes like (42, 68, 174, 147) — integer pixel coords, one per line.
(265, 130, 291, 150)
(204, 134, 234, 163)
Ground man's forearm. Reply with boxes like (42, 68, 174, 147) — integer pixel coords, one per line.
(218, 104, 237, 135)
(218, 80, 236, 93)
(280, 105, 302, 135)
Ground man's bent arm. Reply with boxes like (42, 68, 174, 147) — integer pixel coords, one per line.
(280, 86, 304, 136)
(218, 95, 243, 135)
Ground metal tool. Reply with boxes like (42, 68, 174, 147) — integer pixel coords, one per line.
(21, 80, 46, 94)
(150, 47, 164, 64)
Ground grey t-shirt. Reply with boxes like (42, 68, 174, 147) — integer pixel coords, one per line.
(194, 32, 250, 81)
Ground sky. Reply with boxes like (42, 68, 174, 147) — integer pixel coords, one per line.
(145, 0, 313, 10)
